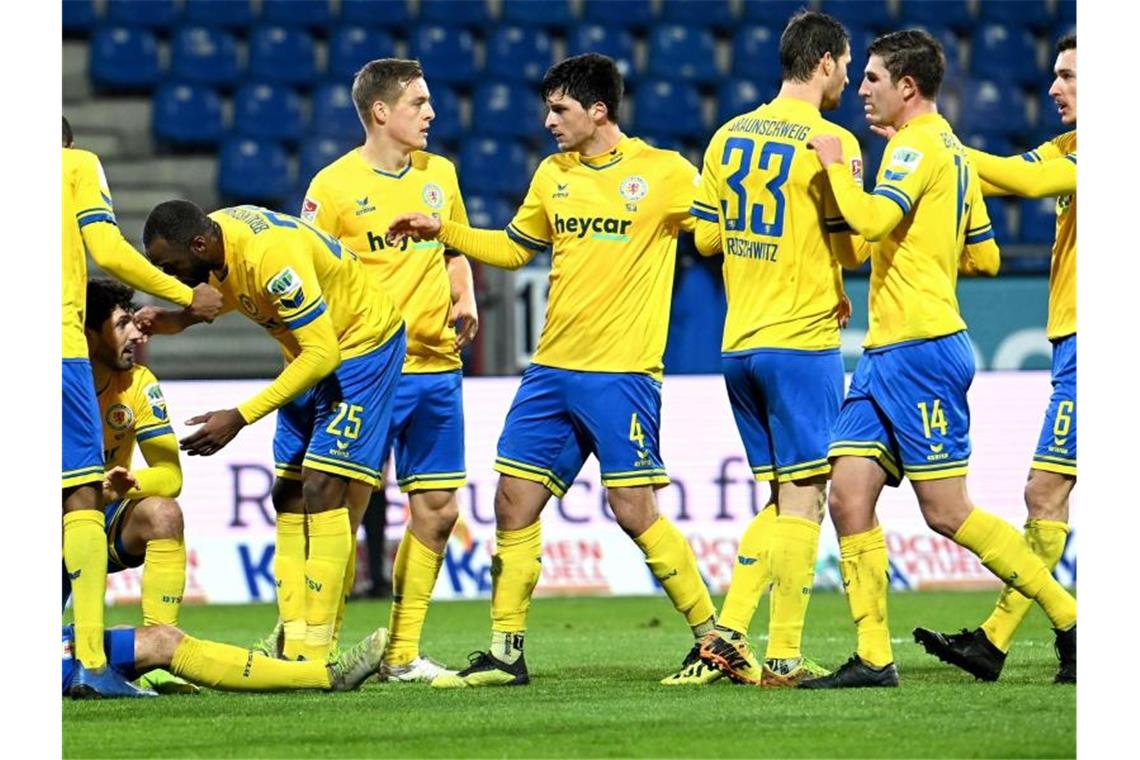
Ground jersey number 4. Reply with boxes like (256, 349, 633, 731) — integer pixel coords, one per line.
(720, 138, 795, 237)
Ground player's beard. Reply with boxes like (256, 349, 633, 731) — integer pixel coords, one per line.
(188, 254, 215, 286)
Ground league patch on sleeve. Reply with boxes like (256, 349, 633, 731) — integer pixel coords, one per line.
(887, 147, 923, 172)
(850, 158, 864, 183)
(267, 266, 306, 309)
(144, 383, 169, 421)
(301, 197, 319, 223)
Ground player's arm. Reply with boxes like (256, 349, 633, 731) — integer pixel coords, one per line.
(958, 177, 1001, 277)
(965, 146, 1076, 199)
(301, 174, 341, 236)
(809, 135, 910, 242)
(125, 433, 183, 499)
(825, 135, 875, 269)
(444, 183, 479, 349)
(689, 145, 723, 256)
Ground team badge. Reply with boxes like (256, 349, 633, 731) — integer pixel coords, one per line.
(145, 383, 169, 421)
(619, 176, 649, 202)
(301, 197, 319, 222)
(106, 403, 133, 432)
(850, 158, 864, 183)
(422, 183, 444, 209)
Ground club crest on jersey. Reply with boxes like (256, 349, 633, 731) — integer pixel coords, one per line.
(619, 176, 649, 202)
(106, 403, 133, 432)
(145, 383, 169, 421)
(301, 197, 319, 223)
(422, 183, 444, 209)
(354, 196, 376, 216)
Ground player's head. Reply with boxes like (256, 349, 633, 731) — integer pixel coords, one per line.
(860, 30, 945, 127)
(143, 199, 219, 286)
(779, 11, 852, 111)
(85, 278, 144, 371)
(352, 58, 434, 149)
(62, 116, 74, 148)
(540, 53, 623, 152)
(1049, 34, 1076, 125)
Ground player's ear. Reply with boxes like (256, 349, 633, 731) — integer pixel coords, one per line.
(820, 51, 835, 78)
(371, 99, 388, 127)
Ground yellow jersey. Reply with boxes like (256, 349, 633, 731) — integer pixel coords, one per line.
(505, 136, 698, 378)
(62, 149, 115, 359)
(827, 113, 996, 349)
(303, 149, 468, 372)
(692, 97, 860, 353)
(210, 206, 405, 422)
(1026, 132, 1076, 339)
(97, 364, 174, 473)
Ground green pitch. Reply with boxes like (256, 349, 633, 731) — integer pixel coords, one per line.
(64, 592, 1075, 758)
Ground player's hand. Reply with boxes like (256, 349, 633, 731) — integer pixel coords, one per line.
(102, 466, 139, 502)
(386, 213, 442, 246)
(870, 124, 897, 140)
(836, 294, 852, 329)
(807, 135, 844, 168)
(450, 292, 480, 350)
(188, 283, 224, 323)
(180, 408, 247, 456)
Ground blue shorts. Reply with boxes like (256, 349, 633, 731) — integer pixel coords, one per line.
(387, 370, 466, 493)
(105, 498, 143, 572)
(1032, 334, 1076, 476)
(495, 365, 669, 497)
(62, 359, 104, 489)
(722, 348, 844, 482)
(830, 332, 975, 486)
(274, 328, 405, 487)
(61, 625, 137, 695)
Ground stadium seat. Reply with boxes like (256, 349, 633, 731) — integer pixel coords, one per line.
(426, 85, 463, 144)
(419, 0, 491, 28)
(170, 27, 242, 89)
(152, 84, 225, 149)
(249, 27, 318, 87)
(340, 0, 413, 28)
(465, 194, 516, 230)
(458, 138, 530, 196)
(664, 262, 725, 375)
(410, 26, 478, 85)
(582, 0, 656, 32)
(328, 27, 397, 81)
(89, 27, 163, 92)
(639, 134, 688, 153)
(962, 133, 1015, 159)
(62, 0, 98, 35)
(471, 82, 545, 141)
(740, 0, 808, 27)
(633, 81, 704, 138)
(311, 83, 363, 142)
(958, 81, 1029, 139)
(233, 83, 306, 143)
(501, 0, 576, 29)
(104, 0, 178, 30)
(897, 0, 972, 32)
(987, 198, 1014, 245)
(716, 79, 766, 125)
(648, 26, 719, 85)
(260, 0, 334, 30)
(298, 137, 356, 190)
(1018, 196, 1058, 245)
(970, 24, 1042, 86)
(218, 138, 293, 206)
(1036, 90, 1064, 132)
(731, 26, 779, 80)
(978, 0, 1050, 30)
(820, 0, 894, 34)
(659, 0, 735, 31)
(1055, 0, 1076, 27)
(184, 0, 255, 30)
(486, 27, 555, 84)
(567, 24, 637, 82)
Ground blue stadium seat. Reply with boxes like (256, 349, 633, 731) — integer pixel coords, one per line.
(184, 0, 255, 30)
(740, 1, 806, 27)
(859, 139, 885, 190)
(820, 0, 894, 34)
(716, 79, 765, 125)
(731, 26, 779, 80)
(633, 81, 704, 138)
(465, 194, 515, 230)
(1018, 197, 1057, 245)
(249, 27, 318, 87)
(218, 139, 292, 205)
(170, 27, 241, 89)
(978, 0, 1050, 30)
(104, 0, 178, 30)
(659, 0, 735, 30)
(486, 27, 555, 84)
(834, 90, 869, 136)
(89, 27, 162, 91)
(898, 1, 972, 32)
(471, 82, 545, 141)
(233, 83, 306, 142)
(1055, 0, 1075, 27)
(311, 83, 363, 142)
(962, 133, 1015, 158)
(567, 24, 637, 82)
(419, 0, 491, 28)
(426, 85, 464, 144)
(647, 26, 719, 84)
(328, 27, 397, 81)
(62, 0, 98, 35)
(298, 137, 355, 190)
(458, 138, 530, 196)
(958, 81, 1029, 139)
(970, 24, 1042, 86)
(639, 134, 687, 153)
(152, 84, 225, 148)
(1036, 90, 1064, 131)
(987, 198, 1014, 244)
(410, 26, 478, 85)
(582, 0, 656, 32)
(664, 262, 725, 375)
(340, 0, 413, 28)
(260, 0, 334, 30)
(501, 0, 576, 29)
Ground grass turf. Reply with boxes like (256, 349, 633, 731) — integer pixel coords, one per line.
(63, 591, 1074, 758)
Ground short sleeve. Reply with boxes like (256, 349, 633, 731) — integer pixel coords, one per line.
(666, 154, 702, 223)
(257, 237, 328, 332)
(691, 136, 722, 223)
(74, 152, 117, 229)
(301, 173, 340, 236)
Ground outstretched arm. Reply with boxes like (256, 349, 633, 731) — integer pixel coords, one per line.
(387, 213, 537, 270)
(966, 147, 1076, 198)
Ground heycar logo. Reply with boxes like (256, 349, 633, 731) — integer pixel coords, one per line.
(553, 213, 632, 241)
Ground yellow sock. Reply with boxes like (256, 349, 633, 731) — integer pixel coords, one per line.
(766, 515, 821, 660)
(171, 635, 329, 691)
(981, 519, 1070, 652)
(274, 513, 307, 660)
(141, 538, 185, 626)
(300, 508, 352, 662)
(839, 526, 892, 668)
(491, 521, 543, 633)
(634, 516, 717, 629)
(331, 542, 357, 652)
(386, 531, 444, 665)
(953, 508, 1076, 631)
(64, 510, 108, 669)
(717, 503, 777, 635)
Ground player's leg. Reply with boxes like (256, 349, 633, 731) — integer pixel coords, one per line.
(331, 477, 376, 652)
(115, 496, 186, 626)
(65, 626, 156, 699)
